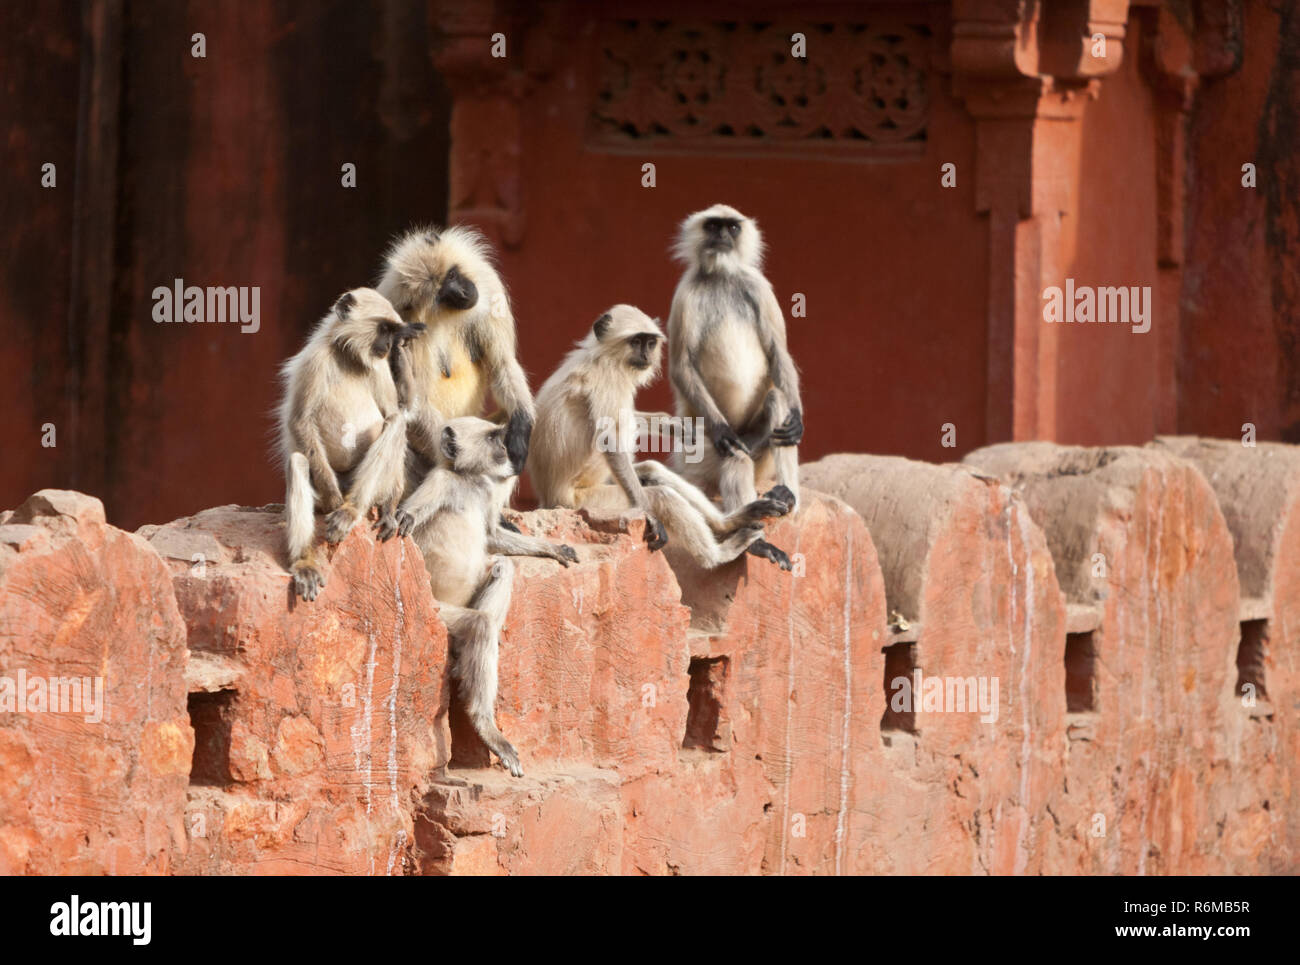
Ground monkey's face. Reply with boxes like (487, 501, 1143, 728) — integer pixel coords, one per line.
(624, 332, 663, 380)
(439, 417, 515, 480)
(701, 217, 742, 254)
(674, 204, 761, 272)
(592, 305, 665, 385)
(436, 265, 478, 312)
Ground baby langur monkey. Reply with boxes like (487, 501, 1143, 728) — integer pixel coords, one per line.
(279, 288, 425, 602)
(668, 204, 803, 569)
(528, 305, 791, 569)
(395, 417, 577, 777)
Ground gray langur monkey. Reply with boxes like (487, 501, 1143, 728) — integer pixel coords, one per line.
(528, 305, 791, 569)
(394, 416, 578, 777)
(375, 226, 536, 475)
(278, 288, 426, 601)
(668, 204, 803, 569)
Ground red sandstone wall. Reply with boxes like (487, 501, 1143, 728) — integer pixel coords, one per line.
(2, 436, 1294, 875)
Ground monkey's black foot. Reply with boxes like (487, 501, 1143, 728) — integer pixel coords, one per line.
(747, 496, 791, 520)
(498, 515, 521, 534)
(496, 742, 523, 778)
(374, 513, 400, 542)
(395, 510, 416, 539)
(291, 562, 326, 602)
(644, 515, 668, 551)
(555, 544, 579, 565)
(324, 505, 358, 544)
(747, 539, 792, 571)
(764, 485, 797, 512)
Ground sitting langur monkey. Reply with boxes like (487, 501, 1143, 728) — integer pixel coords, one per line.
(376, 226, 536, 476)
(278, 288, 426, 601)
(395, 417, 578, 777)
(668, 204, 804, 568)
(528, 305, 791, 568)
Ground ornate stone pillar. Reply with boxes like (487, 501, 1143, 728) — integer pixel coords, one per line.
(950, 0, 1127, 441)
(429, 0, 552, 248)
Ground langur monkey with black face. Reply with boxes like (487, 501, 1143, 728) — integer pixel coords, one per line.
(668, 204, 803, 568)
(376, 226, 536, 476)
(394, 417, 577, 777)
(278, 289, 426, 601)
(528, 305, 791, 569)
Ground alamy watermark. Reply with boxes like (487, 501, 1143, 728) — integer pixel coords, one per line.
(595, 410, 706, 464)
(0, 670, 104, 723)
(888, 671, 1000, 724)
(50, 895, 150, 945)
(1042, 279, 1151, 334)
(152, 278, 260, 333)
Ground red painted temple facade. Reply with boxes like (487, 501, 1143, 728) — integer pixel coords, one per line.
(2, 0, 1296, 529)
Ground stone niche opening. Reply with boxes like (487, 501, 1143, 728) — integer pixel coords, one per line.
(187, 690, 236, 787)
(1235, 619, 1269, 704)
(880, 641, 918, 736)
(682, 655, 729, 753)
(1064, 631, 1098, 713)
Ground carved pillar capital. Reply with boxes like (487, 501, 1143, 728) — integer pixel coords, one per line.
(429, 0, 552, 247)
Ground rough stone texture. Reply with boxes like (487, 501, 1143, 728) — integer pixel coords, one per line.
(964, 443, 1241, 874)
(802, 456, 1067, 874)
(423, 492, 892, 875)
(641, 493, 889, 875)
(0, 490, 192, 874)
(137, 504, 448, 875)
(3, 439, 1297, 874)
(1150, 436, 1300, 872)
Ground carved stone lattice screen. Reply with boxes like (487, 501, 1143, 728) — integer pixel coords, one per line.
(590, 20, 930, 157)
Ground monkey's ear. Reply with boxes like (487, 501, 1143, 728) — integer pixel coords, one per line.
(593, 313, 613, 340)
(334, 292, 356, 318)
(423, 229, 440, 245)
(440, 426, 459, 463)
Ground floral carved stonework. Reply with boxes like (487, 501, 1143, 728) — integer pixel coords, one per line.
(590, 20, 931, 156)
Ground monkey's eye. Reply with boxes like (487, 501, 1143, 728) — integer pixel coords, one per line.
(728, 222, 741, 237)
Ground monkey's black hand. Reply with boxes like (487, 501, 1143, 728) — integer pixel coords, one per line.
(395, 510, 416, 539)
(747, 539, 792, 571)
(554, 544, 579, 566)
(771, 408, 804, 447)
(764, 485, 797, 512)
(374, 512, 400, 542)
(498, 516, 521, 534)
(709, 421, 750, 458)
(399, 322, 427, 346)
(505, 409, 534, 474)
(644, 515, 668, 551)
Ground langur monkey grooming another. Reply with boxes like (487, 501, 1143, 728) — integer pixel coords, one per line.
(279, 289, 426, 601)
(668, 204, 803, 568)
(528, 305, 791, 569)
(376, 226, 536, 474)
(395, 417, 577, 777)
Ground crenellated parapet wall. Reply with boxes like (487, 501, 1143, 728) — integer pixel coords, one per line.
(0, 436, 1295, 874)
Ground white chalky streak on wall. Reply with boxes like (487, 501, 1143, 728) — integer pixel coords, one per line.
(779, 527, 804, 876)
(385, 540, 406, 876)
(1014, 503, 1035, 876)
(835, 529, 854, 876)
(352, 554, 378, 875)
